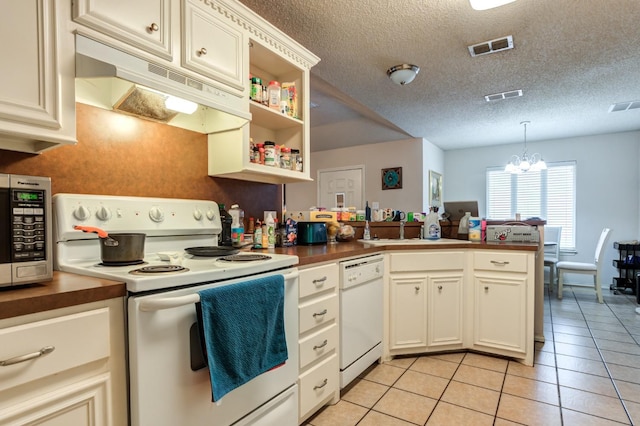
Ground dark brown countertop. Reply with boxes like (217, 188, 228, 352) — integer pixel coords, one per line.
(258, 240, 538, 267)
(2, 240, 537, 320)
(0, 271, 126, 320)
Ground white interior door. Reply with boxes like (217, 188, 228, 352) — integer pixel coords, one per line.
(318, 166, 365, 209)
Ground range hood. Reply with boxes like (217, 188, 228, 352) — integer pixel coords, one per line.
(75, 35, 250, 134)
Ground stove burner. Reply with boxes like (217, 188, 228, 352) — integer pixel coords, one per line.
(99, 260, 146, 267)
(129, 265, 189, 275)
(217, 254, 272, 262)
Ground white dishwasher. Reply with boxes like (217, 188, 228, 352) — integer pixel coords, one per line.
(339, 254, 384, 388)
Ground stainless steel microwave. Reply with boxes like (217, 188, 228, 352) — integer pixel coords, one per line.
(0, 174, 52, 287)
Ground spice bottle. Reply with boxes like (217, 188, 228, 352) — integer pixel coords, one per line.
(229, 204, 245, 246)
(253, 219, 263, 249)
(264, 141, 276, 166)
(267, 81, 281, 110)
(250, 76, 263, 103)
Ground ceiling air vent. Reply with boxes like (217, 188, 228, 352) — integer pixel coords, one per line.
(469, 35, 514, 57)
(609, 101, 640, 112)
(484, 89, 523, 102)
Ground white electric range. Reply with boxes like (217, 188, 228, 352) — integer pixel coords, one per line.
(53, 193, 300, 426)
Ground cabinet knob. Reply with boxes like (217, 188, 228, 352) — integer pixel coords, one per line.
(415, 286, 420, 292)
(148, 22, 159, 32)
(198, 47, 208, 56)
(484, 286, 489, 291)
(438, 285, 443, 290)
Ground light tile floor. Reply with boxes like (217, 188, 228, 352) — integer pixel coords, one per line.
(304, 285, 640, 425)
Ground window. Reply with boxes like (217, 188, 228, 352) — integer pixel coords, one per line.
(486, 161, 576, 250)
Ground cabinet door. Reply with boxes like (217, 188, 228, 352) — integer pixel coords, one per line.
(73, 0, 172, 59)
(182, 0, 245, 93)
(0, 374, 110, 426)
(427, 273, 464, 347)
(389, 276, 427, 350)
(0, 0, 76, 153)
(473, 274, 527, 354)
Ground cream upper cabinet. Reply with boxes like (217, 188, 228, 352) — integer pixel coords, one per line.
(207, 2, 319, 184)
(182, 0, 245, 94)
(0, 0, 76, 153)
(73, 0, 172, 59)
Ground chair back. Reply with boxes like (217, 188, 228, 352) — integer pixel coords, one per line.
(594, 228, 612, 265)
(544, 226, 562, 260)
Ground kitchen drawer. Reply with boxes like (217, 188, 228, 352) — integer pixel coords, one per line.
(0, 308, 110, 392)
(299, 293, 338, 334)
(299, 263, 338, 299)
(389, 251, 466, 272)
(298, 354, 339, 418)
(474, 251, 528, 273)
(299, 323, 338, 370)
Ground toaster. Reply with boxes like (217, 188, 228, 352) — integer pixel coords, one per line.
(296, 221, 327, 245)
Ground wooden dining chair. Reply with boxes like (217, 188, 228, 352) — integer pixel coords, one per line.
(544, 226, 562, 292)
(556, 228, 612, 303)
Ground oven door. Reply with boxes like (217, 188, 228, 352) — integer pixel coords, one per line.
(127, 268, 299, 426)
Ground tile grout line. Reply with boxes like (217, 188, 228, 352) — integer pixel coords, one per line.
(556, 286, 634, 425)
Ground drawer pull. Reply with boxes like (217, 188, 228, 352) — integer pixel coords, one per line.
(197, 47, 208, 56)
(1, 346, 55, 366)
(313, 276, 327, 285)
(313, 378, 328, 390)
(313, 309, 328, 318)
(147, 22, 159, 32)
(490, 260, 510, 266)
(313, 339, 329, 350)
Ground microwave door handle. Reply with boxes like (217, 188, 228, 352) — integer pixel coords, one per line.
(138, 270, 299, 312)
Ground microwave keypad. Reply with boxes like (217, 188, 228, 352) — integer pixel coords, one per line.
(13, 211, 46, 260)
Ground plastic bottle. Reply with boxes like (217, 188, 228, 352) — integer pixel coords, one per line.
(425, 210, 441, 239)
(218, 203, 233, 246)
(229, 204, 245, 246)
(458, 212, 471, 239)
(363, 220, 371, 240)
(266, 212, 275, 248)
(267, 81, 281, 111)
(253, 219, 263, 249)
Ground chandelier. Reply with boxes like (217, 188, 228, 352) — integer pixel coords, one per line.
(505, 121, 547, 174)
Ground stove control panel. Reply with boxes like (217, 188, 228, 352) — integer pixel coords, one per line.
(53, 194, 222, 241)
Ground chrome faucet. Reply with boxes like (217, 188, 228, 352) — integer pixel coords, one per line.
(399, 220, 405, 240)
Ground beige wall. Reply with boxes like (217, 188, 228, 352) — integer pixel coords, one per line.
(286, 137, 435, 213)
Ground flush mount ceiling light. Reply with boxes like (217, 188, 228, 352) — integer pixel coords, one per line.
(469, 0, 517, 10)
(387, 64, 420, 85)
(505, 121, 547, 174)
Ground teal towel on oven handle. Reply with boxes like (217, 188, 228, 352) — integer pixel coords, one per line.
(197, 274, 287, 402)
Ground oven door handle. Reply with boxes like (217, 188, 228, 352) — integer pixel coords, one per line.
(138, 270, 299, 312)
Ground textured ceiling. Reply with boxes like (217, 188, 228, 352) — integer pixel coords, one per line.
(238, 0, 640, 152)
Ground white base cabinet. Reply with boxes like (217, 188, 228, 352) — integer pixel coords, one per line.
(384, 249, 535, 366)
(0, 299, 127, 426)
(297, 263, 340, 424)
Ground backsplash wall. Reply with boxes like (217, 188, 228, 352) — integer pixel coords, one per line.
(0, 103, 280, 220)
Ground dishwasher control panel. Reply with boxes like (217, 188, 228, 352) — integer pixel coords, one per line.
(340, 255, 384, 289)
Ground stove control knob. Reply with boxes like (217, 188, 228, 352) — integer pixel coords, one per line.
(149, 206, 164, 222)
(96, 206, 112, 221)
(193, 208, 203, 221)
(206, 209, 216, 221)
(73, 205, 91, 221)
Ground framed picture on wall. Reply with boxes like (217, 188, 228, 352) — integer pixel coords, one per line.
(381, 167, 402, 190)
(429, 170, 442, 207)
